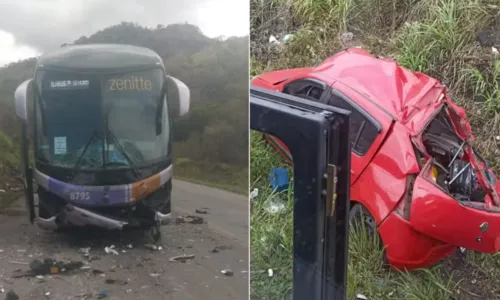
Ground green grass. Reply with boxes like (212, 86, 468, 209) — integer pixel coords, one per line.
(250, 133, 462, 300)
(174, 157, 248, 195)
(250, 0, 500, 298)
(0, 130, 21, 209)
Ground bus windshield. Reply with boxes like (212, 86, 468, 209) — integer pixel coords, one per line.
(35, 68, 169, 170)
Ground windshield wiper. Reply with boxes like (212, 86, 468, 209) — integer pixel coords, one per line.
(105, 129, 143, 179)
(69, 129, 101, 180)
(103, 103, 143, 179)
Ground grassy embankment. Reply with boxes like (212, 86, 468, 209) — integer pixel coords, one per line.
(250, 0, 500, 299)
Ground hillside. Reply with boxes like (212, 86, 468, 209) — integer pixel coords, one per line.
(250, 0, 500, 299)
(0, 22, 249, 198)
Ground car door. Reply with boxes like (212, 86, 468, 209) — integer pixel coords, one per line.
(327, 82, 394, 183)
(264, 77, 331, 163)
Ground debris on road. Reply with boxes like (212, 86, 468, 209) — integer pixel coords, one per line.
(221, 269, 233, 276)
(105, 278, 128, 285)
(104, 245, 119, 255)
(92, 269, 105, 275)
(210, 245, 232, 253)
(144, 244, 163, 251)
(97, 290, 109, 299)
(195, 208, 208, 214)
(11, 259, 84, 278)
(149, 273, 161, 277)
(175, 215, 204, 224)
(169, 254, 195, 263)
(4, 290, 18, 300)
(78, 247, 91, 258)
(7, 261, 28, 265)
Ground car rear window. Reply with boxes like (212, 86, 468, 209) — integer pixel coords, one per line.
(326, 93, 378, 156)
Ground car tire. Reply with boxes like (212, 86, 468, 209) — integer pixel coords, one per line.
(349, 202, 389, 266)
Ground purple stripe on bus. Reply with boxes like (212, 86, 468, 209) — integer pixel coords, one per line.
(47, 177, 129, 206)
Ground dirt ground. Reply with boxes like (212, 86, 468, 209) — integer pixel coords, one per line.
(0, 180, 248, 300)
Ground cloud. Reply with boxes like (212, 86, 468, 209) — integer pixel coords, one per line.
(0, 30, 39, 66)
(0, 0, 249, 65)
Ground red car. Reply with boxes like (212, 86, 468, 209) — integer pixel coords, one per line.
(251, 48, 500, 270)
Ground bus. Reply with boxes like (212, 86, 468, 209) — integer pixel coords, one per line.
(14, 44, 190, 240)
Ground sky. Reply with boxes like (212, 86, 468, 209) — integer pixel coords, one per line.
(0, 0, 249, 66)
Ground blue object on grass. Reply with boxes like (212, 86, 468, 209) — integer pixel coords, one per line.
(270, 167, 289, 192)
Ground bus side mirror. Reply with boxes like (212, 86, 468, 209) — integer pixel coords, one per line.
(14, 79, 33, 123)
(166, 75, 190, 117)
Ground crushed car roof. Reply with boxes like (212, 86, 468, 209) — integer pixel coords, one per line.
(314, 48, 444, 119)
(36, 44, 164, 71)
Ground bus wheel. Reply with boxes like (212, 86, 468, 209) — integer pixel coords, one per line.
(38, 203, 52, 219)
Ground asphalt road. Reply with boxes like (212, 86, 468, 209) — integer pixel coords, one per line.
(0, 179, 249, 300)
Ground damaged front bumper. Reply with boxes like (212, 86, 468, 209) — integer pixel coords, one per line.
(36, 204, 171, 231)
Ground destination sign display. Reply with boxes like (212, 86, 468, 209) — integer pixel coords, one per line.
(49, 80, 90, 90)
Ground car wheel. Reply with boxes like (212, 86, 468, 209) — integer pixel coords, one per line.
(349, 202, 389, 266)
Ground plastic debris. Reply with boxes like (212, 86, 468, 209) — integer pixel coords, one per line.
(78, 247, 91, 258)
(340, 32, 354, 43)
(250, 188, 259, 200)
(221, 269, 234, 276)
(149, 273, 161, 277)
(104, 245, 119, 255)
(195, 208, 209, 214)
(268, 268, 273, 277)
(356, 294, 369, 300)
(269, 35, 279, 44)
(97, 290, 109, 299)
(263, 196, 286, 214)
(144, 244, 163, 251)
(493, 47, 499, 55)
(169, 254, 195, 263)
(282, 34, 293, 42)
(270, 168, 289, 192)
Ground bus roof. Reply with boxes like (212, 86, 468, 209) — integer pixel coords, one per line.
(36, 44, 164, 71)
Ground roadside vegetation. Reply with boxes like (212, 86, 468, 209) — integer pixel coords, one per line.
(250, 0, 500, 299)
(0, 23, 249, 209)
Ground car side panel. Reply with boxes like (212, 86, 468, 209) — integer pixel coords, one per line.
(351, 122, 420, 224)
(332, 81, 394, 183)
